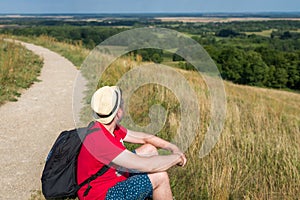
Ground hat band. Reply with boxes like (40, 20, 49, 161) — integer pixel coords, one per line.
(96, 91, 119, 118)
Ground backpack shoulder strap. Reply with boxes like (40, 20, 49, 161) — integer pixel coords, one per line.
(77, 121, 98, 140)
(78, 165, 110, 196)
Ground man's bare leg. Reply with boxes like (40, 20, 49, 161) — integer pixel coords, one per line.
(135, 144, 173, 200)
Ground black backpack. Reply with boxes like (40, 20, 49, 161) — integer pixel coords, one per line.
(41, 122, 110, 199)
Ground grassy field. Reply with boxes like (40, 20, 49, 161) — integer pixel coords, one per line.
(171, 81, 300, 199)
(99, 60, 300, 200)
(17, 36, 299, 200)
(8, 35, 89, 68)
(0, 37, 43, 105)
(244, 29, 276, 37)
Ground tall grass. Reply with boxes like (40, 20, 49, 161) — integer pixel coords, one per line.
(170, 82, 299, 199)
(16, 37, 298, 199)
(0, 37, 43, 105)
(97, 57, 300, 199)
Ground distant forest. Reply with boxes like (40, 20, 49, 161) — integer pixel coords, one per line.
(1, 16, 299, 90)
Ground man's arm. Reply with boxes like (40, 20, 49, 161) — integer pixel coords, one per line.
(124, 129, 187, 165)
(124, 130, 181, 153)
(112, 149, 184, 173)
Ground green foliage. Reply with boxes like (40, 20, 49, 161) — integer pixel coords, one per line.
(215, 29, 245, 37)
(165, 20, 300, 35)
(172, 53, 185, 62)
(2, 19, 300, 90)
(193, 32, 300, 90)
(167, 20, 300, 90)
(133, 48, 164, 63)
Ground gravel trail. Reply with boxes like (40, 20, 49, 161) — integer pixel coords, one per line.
(0, 41, 79, 199)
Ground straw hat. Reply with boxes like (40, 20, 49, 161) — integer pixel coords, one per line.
(91, 86, 121, 124)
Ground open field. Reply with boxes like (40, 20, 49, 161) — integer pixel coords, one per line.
(244, 29, 275, 37)
(244, 28, 300, 37)
(156, 17, 300, 23)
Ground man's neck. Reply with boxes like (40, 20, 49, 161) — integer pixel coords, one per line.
(102, 122, 116, 136)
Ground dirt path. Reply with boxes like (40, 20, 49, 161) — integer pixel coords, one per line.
(0, 41, 79, 199)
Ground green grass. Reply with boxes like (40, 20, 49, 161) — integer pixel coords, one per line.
(244, 29, 276, 37)
(0, 37, 43, 105)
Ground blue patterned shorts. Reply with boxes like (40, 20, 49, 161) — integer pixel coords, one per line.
(105, 173, 153, 200)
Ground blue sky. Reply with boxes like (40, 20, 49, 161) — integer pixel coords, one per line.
(0, 0, 299, 14)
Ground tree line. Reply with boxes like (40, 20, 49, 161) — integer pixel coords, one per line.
(1, 20, 299, 90)
(192, 31, 300, 89)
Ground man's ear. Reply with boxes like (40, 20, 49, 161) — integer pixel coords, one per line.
(115, 108, 122, 120)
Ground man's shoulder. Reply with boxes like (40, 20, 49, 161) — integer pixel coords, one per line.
(84, 122, 105, 142)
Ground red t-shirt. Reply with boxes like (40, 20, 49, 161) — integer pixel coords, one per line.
(77, 122, 128, 200)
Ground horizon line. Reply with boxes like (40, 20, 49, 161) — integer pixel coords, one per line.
(1, 11, 300, 15)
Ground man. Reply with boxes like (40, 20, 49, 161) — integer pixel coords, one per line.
(77, 86, 187, 200)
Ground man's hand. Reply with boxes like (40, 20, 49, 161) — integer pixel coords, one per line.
(169, 144, 187, 167)
(176, 152, 187, 167)
(125, 130, 187, 167)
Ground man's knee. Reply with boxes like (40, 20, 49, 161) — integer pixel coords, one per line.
(148, 172, 170, 189)
(136, 143, 159, 156)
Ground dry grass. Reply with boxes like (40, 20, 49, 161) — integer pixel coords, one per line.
(15, 37, 299, 200)
(0, 36, 43, 105)
(7, 34, 89, 68)
(96, 58, 300, 199)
